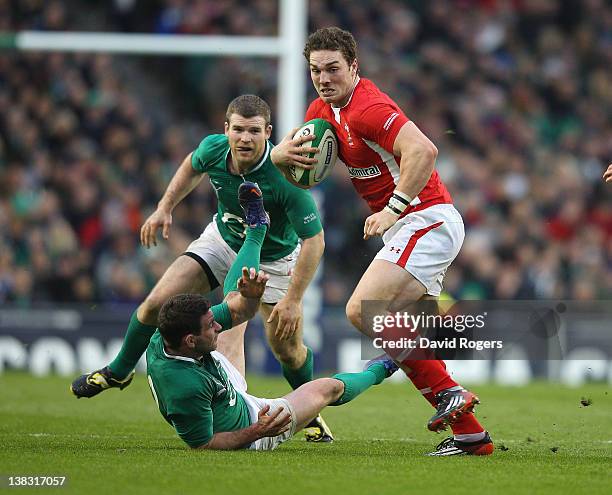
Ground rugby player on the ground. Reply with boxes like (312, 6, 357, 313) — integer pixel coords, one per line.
(147, 183, 397, 450)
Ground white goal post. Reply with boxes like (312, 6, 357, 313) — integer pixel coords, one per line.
(2, 0, 307, 141)
(1, 0, 324, 356)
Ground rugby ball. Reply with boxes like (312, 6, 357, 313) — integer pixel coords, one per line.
(289, 118, 338, 188)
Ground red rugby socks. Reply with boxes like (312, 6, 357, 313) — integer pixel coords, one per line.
(404, 359, 485, 435)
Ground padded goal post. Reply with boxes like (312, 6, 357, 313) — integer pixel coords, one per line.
(0, 0, 307, 143)
(0, 0, 325, 359)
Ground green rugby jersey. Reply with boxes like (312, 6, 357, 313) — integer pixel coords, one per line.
(191, 134, 322, 262)
(146, 331, 251, 448)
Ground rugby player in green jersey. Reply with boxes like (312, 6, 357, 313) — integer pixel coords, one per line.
(147, 285, 398, 450)
(72, 95, 332, 441)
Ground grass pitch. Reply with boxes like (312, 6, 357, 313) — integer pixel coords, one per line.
(0, 372, 610, 495)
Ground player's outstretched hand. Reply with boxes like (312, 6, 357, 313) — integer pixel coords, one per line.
(363, 210, 398, 240)
(267, 297, 302, 340)
(140, 208, 173, 248)
(237, 267, 269, 299)
(604, 163, 612, 183)
(254, 405, 292, 438)
(270, 127, 318, 170)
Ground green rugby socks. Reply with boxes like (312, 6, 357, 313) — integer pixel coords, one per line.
(213, 224, 267, 330)
(282, 347, 314, 389)
(330, 363, 388, 406)
(223, 225, 267, 297)
(109, 311, 156, 379)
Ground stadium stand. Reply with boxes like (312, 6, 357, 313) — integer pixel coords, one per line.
(1, 0, 610, 307)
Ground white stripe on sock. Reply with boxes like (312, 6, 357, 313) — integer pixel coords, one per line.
(454, 432, 486, 443)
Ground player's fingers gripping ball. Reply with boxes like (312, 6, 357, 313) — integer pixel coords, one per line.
(289, 118, 338, 188)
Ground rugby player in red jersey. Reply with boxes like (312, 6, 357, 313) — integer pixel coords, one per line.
(272, 27, 493, 456)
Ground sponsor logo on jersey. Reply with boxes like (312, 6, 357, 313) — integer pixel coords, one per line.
(347, 165, 382, 179)
(303, 213, 317, 224)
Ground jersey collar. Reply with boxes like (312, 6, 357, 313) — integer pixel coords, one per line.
(330, 75, 361, 110)
(226, 140, 271, 176)
(162, 344, 205, 365)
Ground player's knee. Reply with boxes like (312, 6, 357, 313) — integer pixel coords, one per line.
(269, 341, 302, 368)
(346, 297, 362, 330)
(319, 378, 344, 403)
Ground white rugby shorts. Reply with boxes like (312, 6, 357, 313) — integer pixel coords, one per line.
(185, 220, 300, 304)
(374, 203, 465, 297)
(213, 351, 297, 451)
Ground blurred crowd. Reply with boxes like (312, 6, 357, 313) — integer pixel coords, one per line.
(1, 0, 610, 307)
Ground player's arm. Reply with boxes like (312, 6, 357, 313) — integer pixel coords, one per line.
(169, 381, 288, 451)
(194, 405, 291, 450)
(391, 121, 438, 201)
(267, 230, 325, 340)
(211, 267, 269, 332)
(364, 121, 438, 239)
(604, 163, 612, 182)
(171, 399, 279, 451)
(267, 185, 324, 339)
(141, 152, 205, 248)
(286, 231, 325, 303)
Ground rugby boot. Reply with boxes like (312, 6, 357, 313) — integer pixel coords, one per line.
(427, 432, 494, 456)
(238, 181, 270, 228)
(71, 366, 135, 398)
(304, 414, 334, 443)
(427, 388, 480, 432)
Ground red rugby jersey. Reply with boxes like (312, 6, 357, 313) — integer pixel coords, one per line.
(305, 78, 452, 214)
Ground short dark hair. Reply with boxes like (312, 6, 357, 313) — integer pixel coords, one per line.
(158, 294, 211, 349)
(303, 27, 357, 66)
(225, 94, 271, 125)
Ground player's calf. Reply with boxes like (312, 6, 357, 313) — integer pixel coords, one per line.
(345, 296, 364, 333)
(287, 376, 336, 443)
(300, 377, 344, 408)
(267, 336, 306, 370)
